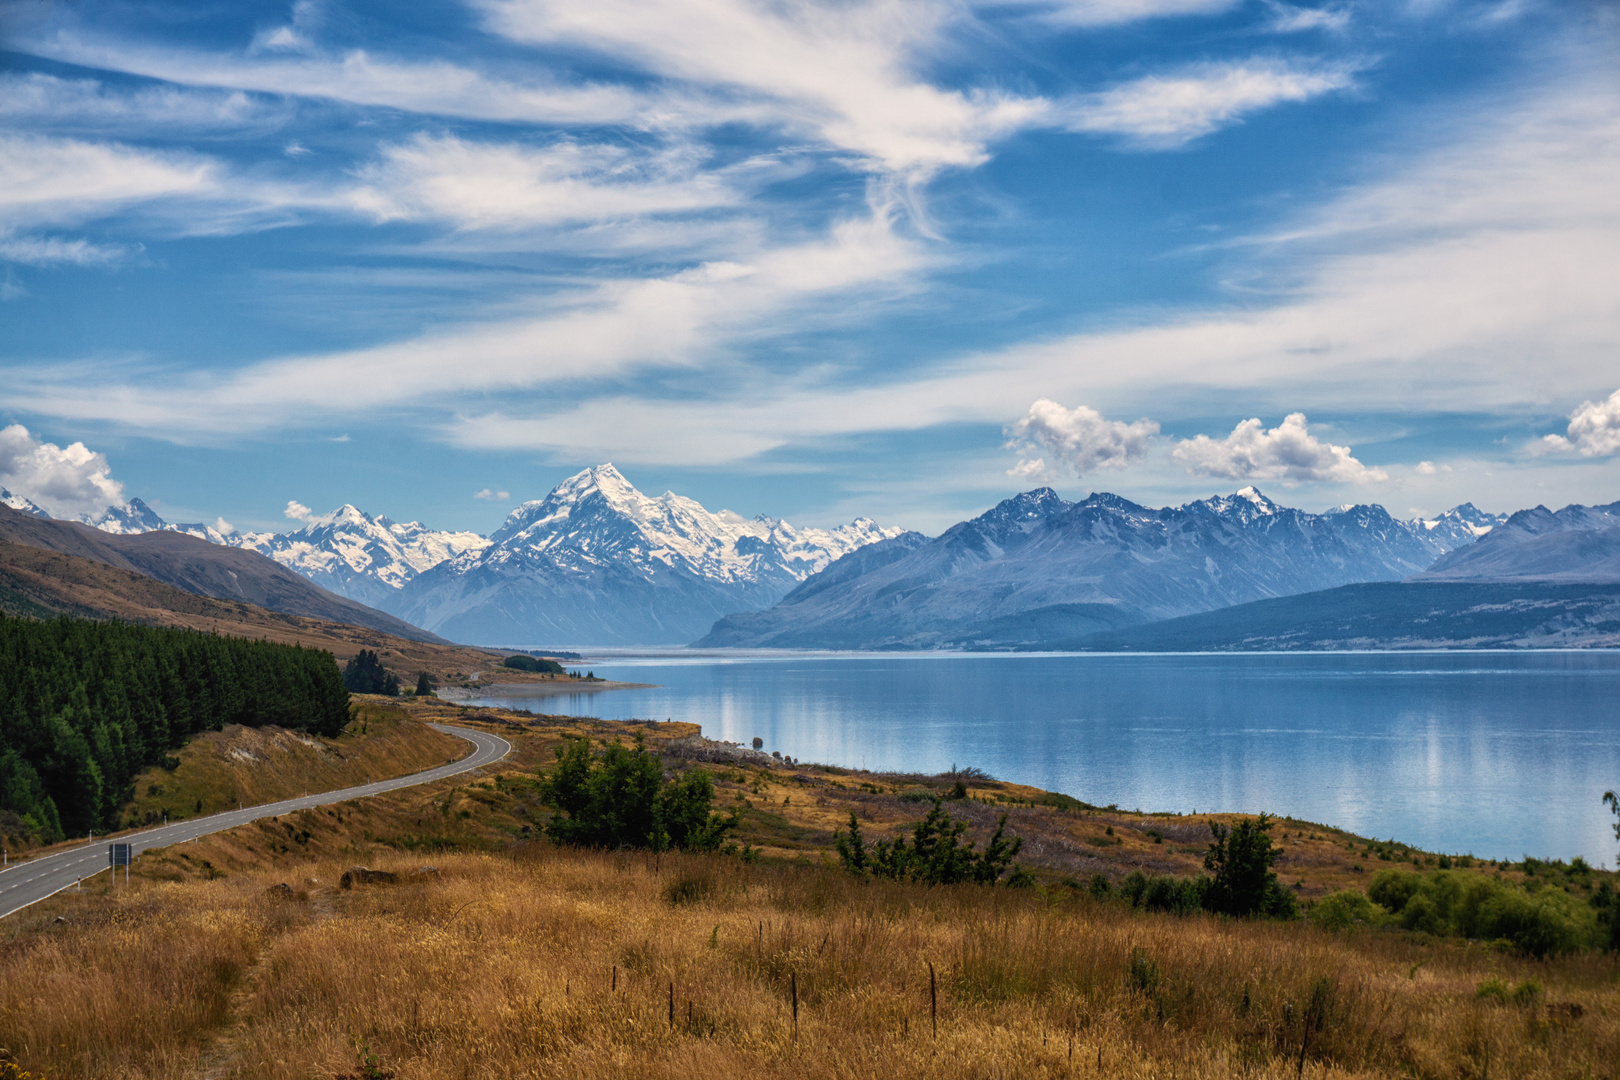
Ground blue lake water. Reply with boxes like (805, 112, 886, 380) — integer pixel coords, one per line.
(463, 651, 1620, 865)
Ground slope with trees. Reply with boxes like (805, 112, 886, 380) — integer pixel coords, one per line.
(0, 615, 350, 842)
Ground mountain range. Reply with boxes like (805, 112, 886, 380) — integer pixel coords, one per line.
(698, 487, 1505, 649)
(390, 465, 901, 645)
(58, 465, 903, 647)
(17, 462, 1620, 651)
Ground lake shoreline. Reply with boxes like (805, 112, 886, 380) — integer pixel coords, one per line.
(439, 679, 656, 700)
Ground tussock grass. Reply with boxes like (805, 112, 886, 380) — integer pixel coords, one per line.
(3, 845, 1614, 1079)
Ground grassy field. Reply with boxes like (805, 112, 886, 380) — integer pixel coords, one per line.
(1, 703, 1615, 1079)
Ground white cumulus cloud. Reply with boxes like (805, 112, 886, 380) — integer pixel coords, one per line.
(474, 488, 510, 501)
(284, 499, 314, 521)
(1542, 387, 1620, 457)
(1172, 412, 1386, 483)
(0, 423, 126, 519)
(1005, 398, 1159, 478)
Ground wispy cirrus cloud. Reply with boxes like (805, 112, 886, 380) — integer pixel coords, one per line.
(17, 31, 659, 128)
(346, 133, 744, 231)
(1064, 58, 1360, 147)
(3, 200, 932, 433)
(976, 0, 1239, 27)
(0, 234, 133, 267)
(0, 133, 214, 227)
(476, 0, 1052, 175)
(0, 72, 292, 136)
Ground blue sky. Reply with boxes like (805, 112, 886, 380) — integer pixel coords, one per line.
(1, 0, 1617, 535)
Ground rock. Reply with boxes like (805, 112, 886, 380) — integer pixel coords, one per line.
(339, 866, 399, 889)
(408, 865, 440, 878)
(265, 882, 295, 899)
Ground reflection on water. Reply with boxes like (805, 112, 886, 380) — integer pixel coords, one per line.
(466, 651, 1620, 864)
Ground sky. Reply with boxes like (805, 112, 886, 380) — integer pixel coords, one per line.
(1, 0, 1617, 536)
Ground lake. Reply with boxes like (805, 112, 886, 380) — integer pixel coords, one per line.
(463, 651, 1620, 864)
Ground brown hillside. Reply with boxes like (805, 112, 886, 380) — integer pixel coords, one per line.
(0, 503, 443, 642)
(0, 538, 502, 680)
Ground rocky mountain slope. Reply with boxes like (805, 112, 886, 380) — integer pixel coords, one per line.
(698, 487, 1495, 650)
(1418, 500, 1620, 583)
(392, 464, 903, 646)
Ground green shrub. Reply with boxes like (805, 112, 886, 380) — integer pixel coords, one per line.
(1312, 890, 1384, 931)
(1365, 867, 1599, 955)
(538, 736, 734, 852)
(834, 800, 1027, 886)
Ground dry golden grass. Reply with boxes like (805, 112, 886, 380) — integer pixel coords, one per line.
(2, 845, 1615, 1080)
(119, 705, 466, 827)
(4, 707, 1613, 1079)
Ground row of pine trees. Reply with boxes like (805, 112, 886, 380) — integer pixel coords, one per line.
(0, 616, 350, 842)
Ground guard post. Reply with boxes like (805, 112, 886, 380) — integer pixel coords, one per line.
(109, 842, 133, 886)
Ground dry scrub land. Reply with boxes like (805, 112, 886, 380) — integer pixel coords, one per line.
(1, 701, 1615, 1080)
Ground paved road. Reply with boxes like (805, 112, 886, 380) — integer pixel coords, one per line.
(0, 723, 511, 920)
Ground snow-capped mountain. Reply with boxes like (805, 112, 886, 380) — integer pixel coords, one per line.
(0, 487, 49, 517)
(1420, 499, 1620, 583)
(1410, 503, 1508, 551)
(225, 505, 492, 608)
(699, 486, 1495, 650)
(85, 497, 168, 534)
(393, 464, 904, 646)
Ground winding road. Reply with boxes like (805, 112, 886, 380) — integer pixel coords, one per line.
(0, 723, 511, 920)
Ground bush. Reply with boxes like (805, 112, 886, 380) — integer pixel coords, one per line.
(538, 736, 735, 852)
(1312, 890, 1384, 931)
(833, 800, 1027, 886)
(1363, 867, 1599, 955)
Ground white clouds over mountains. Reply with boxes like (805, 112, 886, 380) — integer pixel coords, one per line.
(1543, 388, 1620, 458)
(0, 424, 126, 520)
(1172, 413, 1386, 484)
(1006, 399, 1159, 478)
(1006, 401, 1385, 485)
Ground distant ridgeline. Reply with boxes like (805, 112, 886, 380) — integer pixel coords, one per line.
(0, 615, 350, 842)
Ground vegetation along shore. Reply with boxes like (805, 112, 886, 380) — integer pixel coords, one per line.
(2, 686, 1616, 1080)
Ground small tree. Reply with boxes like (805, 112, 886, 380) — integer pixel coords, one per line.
(414, 671, 435, 697)
(1203, 814, 1296, 918)
(537, 736, 734, 852)
(833, 811, 869, 876)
